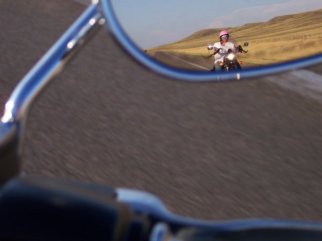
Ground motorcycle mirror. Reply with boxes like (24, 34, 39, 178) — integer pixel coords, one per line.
(101, 0, 322, 81)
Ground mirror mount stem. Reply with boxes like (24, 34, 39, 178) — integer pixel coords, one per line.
(0, 3, 105, 185)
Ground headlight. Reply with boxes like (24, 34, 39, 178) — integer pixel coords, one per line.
(227, 53, 235, 61)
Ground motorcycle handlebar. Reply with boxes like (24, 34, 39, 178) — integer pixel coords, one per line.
(1, 177, 322, 241)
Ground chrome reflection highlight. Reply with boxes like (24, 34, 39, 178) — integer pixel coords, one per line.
(1, 101, 14, 123)
(65, 13, 103, 57)
(149, 223, 173, 241)
(117, 188, 168, 214)
(89, 18, 97, 26)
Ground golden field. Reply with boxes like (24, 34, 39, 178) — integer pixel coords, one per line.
(148, 9, 322, 67)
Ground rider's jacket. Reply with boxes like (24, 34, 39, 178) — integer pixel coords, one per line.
(212, 42, 236, 64)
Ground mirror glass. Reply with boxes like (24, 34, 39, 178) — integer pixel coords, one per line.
(110, 0, 322, 72)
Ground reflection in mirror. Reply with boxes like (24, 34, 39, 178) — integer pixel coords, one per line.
(111, 0, 322, 72)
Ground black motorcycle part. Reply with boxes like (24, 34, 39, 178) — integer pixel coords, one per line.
(0, 123, 19, 186)
(0, 176, 149, 241)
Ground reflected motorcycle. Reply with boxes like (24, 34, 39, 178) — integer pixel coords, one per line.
(222, 49, 242, 71)
(207, 45, 242, 71)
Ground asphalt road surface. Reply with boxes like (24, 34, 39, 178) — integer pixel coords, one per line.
(148, 51, 213, 71)
(1, 1, 322, 221)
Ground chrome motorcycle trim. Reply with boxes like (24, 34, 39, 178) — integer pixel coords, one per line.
(101, 0, 322, 82)
(117, 188, 169, 213)
(117, 188, 322, 231)
(0, 4, 104, 184)
(1, 3, 104, 125)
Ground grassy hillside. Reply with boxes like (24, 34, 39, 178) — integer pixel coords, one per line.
(148, 9, 322, 67)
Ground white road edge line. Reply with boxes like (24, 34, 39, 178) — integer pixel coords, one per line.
(163, 52, 210, 71)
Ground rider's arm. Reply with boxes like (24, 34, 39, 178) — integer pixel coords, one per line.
(213, 43, 221, 55)
(233, 42, 248, 53)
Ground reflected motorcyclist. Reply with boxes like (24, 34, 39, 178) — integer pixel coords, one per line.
(209, 30, 242, 71)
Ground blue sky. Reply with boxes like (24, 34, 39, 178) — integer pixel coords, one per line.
(111, 0, 322, 48)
